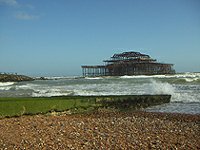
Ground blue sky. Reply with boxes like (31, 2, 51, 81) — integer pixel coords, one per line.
(0, 0, 200, 76)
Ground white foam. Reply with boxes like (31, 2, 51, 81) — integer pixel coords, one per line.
(149, 80, 175, 95)
(184, 77, 199, 82)
(43, 76, 79, 80)
(85, 77, 103, 80)
(32, 89, 73, 97)
(120, 73, 200, 80)
(16, 84, 38, 90)
(174, 72, 200, 79)
(1, 73, 199, 102)
(120, 74, 176, 79)
(0, 86, 12, 90)
(0, 82, 15, 86)
(149, 79, 200, 103)
(0, 82, 15, 90)
(120, 75, 151, 79)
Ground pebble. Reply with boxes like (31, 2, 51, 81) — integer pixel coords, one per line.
(0, 111, 199, 149)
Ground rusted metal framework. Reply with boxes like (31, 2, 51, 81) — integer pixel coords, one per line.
(82, 51, 175, 77)
(82, 65, 107, 77)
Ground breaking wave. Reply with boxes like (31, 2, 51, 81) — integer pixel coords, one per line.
(1, 72, 199, 103)
(32, 89, 74, 97)
(0, 82, 15, 86)
(120, 73, 200, 84)
(85, 77, 103, 80)
(120, 75, 168, 79)
(1, 73, 199, 114)
(149, 80, 200, 103)
(0, 82, 15, 90)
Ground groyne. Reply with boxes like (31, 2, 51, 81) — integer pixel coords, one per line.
(0, 95, 171, 117)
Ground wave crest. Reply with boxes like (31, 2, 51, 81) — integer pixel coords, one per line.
(0, 82, 15, 86)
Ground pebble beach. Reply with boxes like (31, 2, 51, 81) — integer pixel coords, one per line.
(0, 111, 199, 149)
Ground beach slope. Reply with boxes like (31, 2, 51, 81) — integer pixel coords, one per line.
(0, 111, 199, 149)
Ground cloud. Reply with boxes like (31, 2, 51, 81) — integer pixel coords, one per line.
(15, 12, 39, 20)
(0, 0, 35, 9)
(1, 0, 41, 21)
(0, 0, 18, 6)
(24, 4, 35, 9)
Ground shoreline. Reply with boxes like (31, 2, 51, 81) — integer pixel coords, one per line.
(0, 110, 199, 149)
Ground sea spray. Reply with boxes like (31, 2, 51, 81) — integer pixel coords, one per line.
(145, 79, 200, 114)
(1, 73, 200, 102)
(149, 79, 175, 95)
(149, 79, 200, 103)
(149, 79, 182, 102)
(1, 73, 200, 114)
(150, 79, 181, 102)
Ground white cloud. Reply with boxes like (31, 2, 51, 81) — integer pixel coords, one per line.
(0, 0, 18, 6)
(25, 4, 35, 9)
(0, 0, 35, 9)
(15, 12, 39, 20)
(1, 0, 41, 21)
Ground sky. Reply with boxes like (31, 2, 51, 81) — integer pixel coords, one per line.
(0, 0, 200, 76)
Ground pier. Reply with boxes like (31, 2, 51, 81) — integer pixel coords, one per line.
(82, 65, 107, 77)
(82, 51, 175, 77)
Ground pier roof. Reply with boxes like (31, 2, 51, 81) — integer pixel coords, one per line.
(111, 51, 150, 59)
(103, 51, 154, 63)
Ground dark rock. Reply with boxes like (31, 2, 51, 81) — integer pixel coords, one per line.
(40, 77, 47, 80)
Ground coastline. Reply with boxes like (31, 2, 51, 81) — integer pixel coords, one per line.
(0, 110, 199, 149)
(0, 73, 199, 148)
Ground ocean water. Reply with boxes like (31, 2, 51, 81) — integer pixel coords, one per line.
(0, 72, 200, 114)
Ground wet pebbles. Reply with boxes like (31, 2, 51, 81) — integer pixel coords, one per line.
(0, 111, 199, 149)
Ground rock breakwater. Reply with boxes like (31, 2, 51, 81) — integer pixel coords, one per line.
(0, 74, 34, 82)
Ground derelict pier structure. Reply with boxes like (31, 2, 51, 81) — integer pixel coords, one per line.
(82, 51, 175, 77)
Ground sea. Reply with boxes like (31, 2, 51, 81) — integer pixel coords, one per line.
(0, 72, 200, 114)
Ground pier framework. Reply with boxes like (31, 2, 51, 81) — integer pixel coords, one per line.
(82, 51, 175, 77)
(82, 65, 107, 77)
